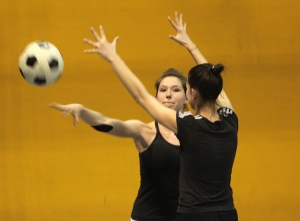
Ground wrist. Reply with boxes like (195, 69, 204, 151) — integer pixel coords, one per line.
(186, 43, 197, 52)
(188, 46, 197, 52)
(106, 52, 118, 63)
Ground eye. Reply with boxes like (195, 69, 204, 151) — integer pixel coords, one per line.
(173, 88, 181, 92)
(159, 88, 166, 92)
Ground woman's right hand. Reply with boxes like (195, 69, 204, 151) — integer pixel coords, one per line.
(83, 25, 119, 62)
(49, 103, 84, 126)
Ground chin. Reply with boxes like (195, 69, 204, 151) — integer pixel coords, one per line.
(164, 104, 175, 109)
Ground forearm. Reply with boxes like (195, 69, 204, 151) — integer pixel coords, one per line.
(80, 106, 139, 137)
(183, 40, 207, 65)
(106, 53, 177, 133)
(188, 47, 208, 65)
(108, 53, 149, 105)
(80, 107, 106, 126)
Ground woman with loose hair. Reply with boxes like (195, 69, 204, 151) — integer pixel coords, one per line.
(50, 68, 187, 221)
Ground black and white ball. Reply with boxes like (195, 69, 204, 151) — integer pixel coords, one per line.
(19, 41, 64, 86)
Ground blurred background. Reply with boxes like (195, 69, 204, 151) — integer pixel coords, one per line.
(1, 0, 300, 220)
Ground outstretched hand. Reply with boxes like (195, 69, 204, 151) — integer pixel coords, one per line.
(49, 103, 83, 126)
(168, 12, 195, 50)
(83, 26, 119, 61)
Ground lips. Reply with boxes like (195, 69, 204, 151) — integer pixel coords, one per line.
(163, 102, 175, 107)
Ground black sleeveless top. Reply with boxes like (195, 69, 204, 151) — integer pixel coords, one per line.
(131, 121, 180, 221)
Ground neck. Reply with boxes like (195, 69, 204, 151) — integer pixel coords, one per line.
(157, 122, 173, 133)
(196, 104, 220, 121)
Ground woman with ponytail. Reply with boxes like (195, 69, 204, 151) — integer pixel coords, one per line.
(84, 12, 238, 221)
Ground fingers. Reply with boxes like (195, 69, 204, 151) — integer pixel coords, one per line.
(73, 116, 79, 126)
(83, 37, 98, 53)
(83, 25, 105, 47)
(83, 38, 96, 47)
(173, 11, 184, 25)
(62, 111, 70, 118)
(49, 103, 64, 111)
(84, 49, 97, 54)
(168, 16, 177, 29)
(179, 13, 183, 25)
(99, 25, 106, 40)
(49, 103, 70, 117)
(48, 102, 56, 108)
(175, 11, 179, 23)
(60, 109, 79, 127)
(49, 102, 58, 107)
(111, 36, 120, 52)
(168, 11, 185, 31)
(90, 27, 101, 41)
(112, 36, 120, 44)
(169, 35, 181, 44)
(169, 35, 176, 40)
(49, 103, 80, 126)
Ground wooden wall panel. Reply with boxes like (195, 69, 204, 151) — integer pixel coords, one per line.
(0, 0, 299, 220)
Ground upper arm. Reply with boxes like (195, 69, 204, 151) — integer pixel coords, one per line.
(103, 118, 146, 138)
(217, 89, 234, 111)
(138, 93, 178, 134)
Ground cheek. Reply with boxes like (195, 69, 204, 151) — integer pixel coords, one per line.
(177, 94, 187, 103)
(156, 94, 164, 103)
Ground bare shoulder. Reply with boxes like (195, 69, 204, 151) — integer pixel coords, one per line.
(126, 120, 155, 133)
(142, 121, 156, 139)
(133, 121, 157, 153)
(146, 121, 156, 129)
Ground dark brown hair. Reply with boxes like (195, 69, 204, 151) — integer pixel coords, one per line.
(188, 63, 224, 110)
(154, 68, 188, 112)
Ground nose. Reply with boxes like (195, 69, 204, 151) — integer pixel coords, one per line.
(166, 90, 171, 99)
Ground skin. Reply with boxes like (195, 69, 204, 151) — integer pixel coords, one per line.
(49, 12, 194, 153)
(82, 12, 233, 135)
(50, 75, 186, 153)
(50, 13, 235, 220)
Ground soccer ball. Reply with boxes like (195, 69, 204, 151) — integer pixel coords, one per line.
(19, 41, 64, 86)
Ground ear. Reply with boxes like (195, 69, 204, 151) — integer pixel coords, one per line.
(191, 88, 197, 100)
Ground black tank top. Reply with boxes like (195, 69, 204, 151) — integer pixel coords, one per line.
(131, 121, 180, 221)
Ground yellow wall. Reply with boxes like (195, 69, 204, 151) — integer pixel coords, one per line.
(1, 0, 300, 220)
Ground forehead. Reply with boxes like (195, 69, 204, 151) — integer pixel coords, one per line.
(159, 76, 183, 87)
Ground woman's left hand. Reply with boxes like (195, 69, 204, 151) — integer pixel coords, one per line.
(168, 11, 195, 50)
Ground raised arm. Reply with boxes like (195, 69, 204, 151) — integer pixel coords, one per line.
(168, 11, 207, 65)
(49, 103, 149, 138)
(169, 12, 234, 110)
(217, 90, 234, 110)
(83, 27, 178, 134)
